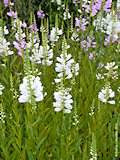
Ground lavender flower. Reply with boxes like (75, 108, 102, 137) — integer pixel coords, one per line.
(75, 18, 80, 27)
(80, 36, 96, 51)
(4, 0, 9, 7)
(7, 10, 17, 19)
(92, 0, 102, 16)
(104, 0, 112, 13)
(13, 39, 26, 56)
(89, 53, 95, 60)
(37, 10, 45, 19)
(75, 17, 88, 31)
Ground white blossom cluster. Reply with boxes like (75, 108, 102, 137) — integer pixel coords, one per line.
(53, 87, 73, 113)
(98, 84, 115, 104)
(53, 39, 79, 113)
(104, 62, 118, 79)
(97, 62, 118, 104)
(0, 83, 5, 96)
(71, 32, 80, 42)
(55, 53, 79, 83)
(50, 27, 63, 43)
(0, 27, 13, 56)
(51, 0, 61, 5)
(18, 75, 44, 103)
(63, 10, 71, 20)
(96, 62, 118, 80)
(14, 25, 26, 41)
(30, 43, 53, 66)
(27, 31, 40, 51)
(93, 12, 120, 37)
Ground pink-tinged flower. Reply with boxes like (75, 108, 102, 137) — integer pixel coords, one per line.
(37, 10, 45, 19)
(29, 23, 38, 32)
(13, 39, 26, 56)
(80, 37, 96, 51)
(7, 10, 17, 19)
(75, 18, 80, 27)
(21, 22, 27, 28)
(89, 53, 95, 60)
(81, 18, 87, 31)
(4, 0, 9, 7)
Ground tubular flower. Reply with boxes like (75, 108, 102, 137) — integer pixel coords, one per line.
(18, 75, 44, 103)
(98, 84, 115, 104)
(53, 87, 73, 113)
(55, 53, 79, 83)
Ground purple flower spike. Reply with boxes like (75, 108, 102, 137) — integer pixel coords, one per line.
(92, 0, 102, 16)
(104, 0, 112, 13)
(37, 10, 45, 19)
(4, 0, 9, 7)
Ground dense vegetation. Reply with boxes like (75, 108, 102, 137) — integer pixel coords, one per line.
(0, 0, 120, 159)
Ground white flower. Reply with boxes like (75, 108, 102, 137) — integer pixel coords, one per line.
(0, 111, 6, 123)
(51, 0, 61, 5)
(15, 32, 26, 41)
(71, 32, 80, 41)
(113, 21, 120, 33)
(50, 27, 63, 42)
(0, 84, 5, 95)
(117, 0, 120, 9)
(98, 84, 115, 104)
(105, 62, 118, 70)
(53, 87, 73, 113)
(0, 27, 13, 56)
(96, 73, 104, 80)
(104, 62, 118, 79)
(56, 0, 61, 5)
(54, 0, 61, 5)
(18, 75, 44, 103)
(93, 13, 119, 35)
(30, 44, 53, 66)
(55, 53, 79, 83)
(63, 11, 71, 20)
(97, 62, 118, 80)
(4, 26, 9, 35)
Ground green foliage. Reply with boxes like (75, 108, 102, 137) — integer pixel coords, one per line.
(0, 0, 120, 159)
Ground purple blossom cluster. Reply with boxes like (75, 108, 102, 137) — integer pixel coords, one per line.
(75, 17, 88, 31)
(104, 0, 112, 13)
(92, 0, 112, 16)
(92, 0, 102, 16)
(80, 36, 96, 51)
